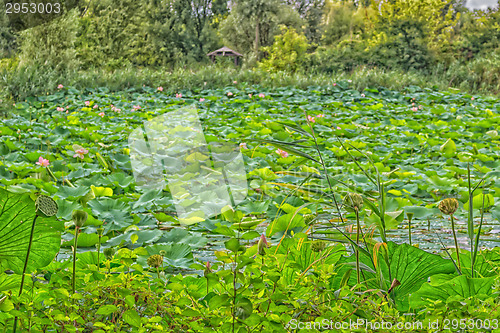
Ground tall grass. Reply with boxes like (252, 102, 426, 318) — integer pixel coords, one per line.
(2, 54, 500, 116)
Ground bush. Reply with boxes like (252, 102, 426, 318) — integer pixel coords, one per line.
(259, 26, 310, 73)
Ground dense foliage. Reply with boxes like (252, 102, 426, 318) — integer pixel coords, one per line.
(2, 0, 500, 104)
(0, 84, 499, 331)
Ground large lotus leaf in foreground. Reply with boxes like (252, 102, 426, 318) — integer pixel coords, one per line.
(0, 188, 63, 274)
(409, 274, 496, 309)
(330, 242, 456, 311)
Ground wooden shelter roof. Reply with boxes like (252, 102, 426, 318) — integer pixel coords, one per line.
(207, 46, 243, 57)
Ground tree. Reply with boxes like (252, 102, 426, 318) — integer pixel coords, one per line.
(234, 0, 281, 59)
(285, 0, 325, 44)
(172, 0, 224, 61)
(0, 4, 16, 58)
(259, 26, 310, 72)
(372, 0, 460, 53)
(220, 0, 303, 61)
(322, 1, 370, 45)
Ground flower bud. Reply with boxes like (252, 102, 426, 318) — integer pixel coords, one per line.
(438, 198, 458, 215)
(147, 254, 163, 268)
(72, 210, 88, 228)
(257, 234, 268, 256)
(204, 261, 212, 277)
(343, 192, 363, 211)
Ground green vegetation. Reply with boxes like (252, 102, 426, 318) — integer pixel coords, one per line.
(1, 0, 500, 331)
(0, 84, 499, 331)
(2, 0, 500, 106)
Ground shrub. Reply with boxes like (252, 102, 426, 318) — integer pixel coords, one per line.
(259, 26, 310, 73)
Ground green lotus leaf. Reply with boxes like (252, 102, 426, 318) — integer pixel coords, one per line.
(0, 188, 63, 274)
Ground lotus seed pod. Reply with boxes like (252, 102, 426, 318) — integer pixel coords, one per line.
(406, 212, 414, 221)
(35, 195, 58, 217)
(96, 227, 104, 236)
(438, 198, 459, 215)
(343, 192, 363, 211)
(147, 254, 163, 268)
(257, 234, 268, 256)
(303, 214, 316, 225)
(103, 247, 115, 260)
(72, 210, 88, 228)
(311, 241, 326, 252)
(159, 250, 166, 257)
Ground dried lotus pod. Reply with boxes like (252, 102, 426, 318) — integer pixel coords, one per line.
(35, 195, 58, 217)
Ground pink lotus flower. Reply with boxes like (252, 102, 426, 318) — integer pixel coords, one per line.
(471, 97, 474, 100)
(36, 156, 50, 167)
(348, 79, 352, 83)
(93, 105, 98, 109)
(412, 102, 415, 106)
(57, 84, 64, 89)
(176, 93, 182, 98)
(110, 105, 121, 113)
(307, 115, 315, 123)
(336, 126, 341, 130)
(132, 105, 141, 110)
(361, 94, 365, 97)
(227, 92, 233, 97)
(65, 110, 69, 114)
(333, 83, 337, 86)
(258, 93, 265, 98)
(412, 107, 418, 112)
(248, 94, 253, 98)
(239, 143, 247, 150)
(74, 148, 89, 159)
(317, 114, 324, 118)
(276, 149, 289, 158)
(233, 81, 237, 84)
(98, 112, 105, 117)
(157, 87, 163, 92)
(85, 101, 90, 106)
(57, 107, 64, 111)
(199, 98, 205, 102)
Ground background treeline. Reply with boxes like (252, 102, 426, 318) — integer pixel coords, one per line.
(1, 0, 500, 102)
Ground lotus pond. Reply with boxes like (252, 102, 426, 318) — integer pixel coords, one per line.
(0, 83, 499, 332)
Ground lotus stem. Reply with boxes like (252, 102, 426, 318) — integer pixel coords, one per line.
(13, 214, 38, 333)
(407, 213, 413, 246)
(450, 214, 461, 272)
(355, 208, 361, 290)
(72, 226, 80, 294)
(96, 228, 103, 272)
(46, 167, 58, 182)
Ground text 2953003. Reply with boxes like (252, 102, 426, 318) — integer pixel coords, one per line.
(5, 2, 61, 14)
